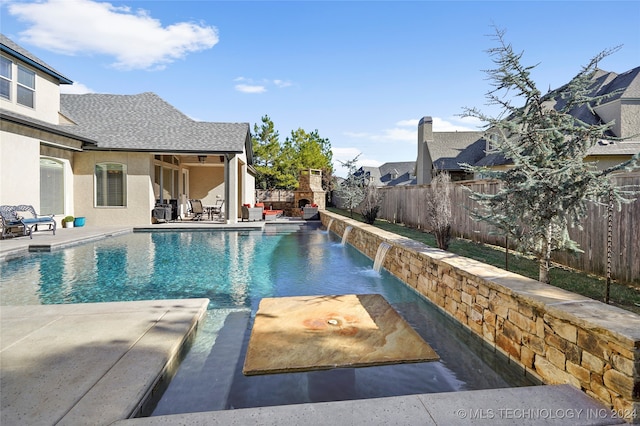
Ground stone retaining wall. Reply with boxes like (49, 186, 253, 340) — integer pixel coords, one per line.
(322, 212, 640, 423)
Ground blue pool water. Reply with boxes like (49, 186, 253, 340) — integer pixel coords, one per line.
(0, 227, 537, 414)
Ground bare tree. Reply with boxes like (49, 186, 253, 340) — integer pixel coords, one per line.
(361, 185, 384, 225)
(425, 171, 453, 250)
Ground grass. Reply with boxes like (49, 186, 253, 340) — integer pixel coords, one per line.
(328, 207, 640, 315)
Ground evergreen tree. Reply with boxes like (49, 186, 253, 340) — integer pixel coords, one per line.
(284, 128, 334, 189)
(461, 28, 639, 284)
(252, 117, 334, 189)
(252, 115, 282, 189)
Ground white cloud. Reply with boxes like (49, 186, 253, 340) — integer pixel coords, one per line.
(343, 116, 480, 146)
(233, 77, 293, 93)
(331, 147, 382, 178)
(273, 79, 292, 88)
(60, 82, 94, 94)
(343, 131, 370, 138)
(8, 0, 218, 70)
(395, 118, 419, 127)
(332, 147, 362, 160)
(432, 116, 481, 131)
(235, 84, 266, 94)
(376, 127, 415, 142)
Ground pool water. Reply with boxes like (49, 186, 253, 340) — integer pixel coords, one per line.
(0, 227, 538, 414)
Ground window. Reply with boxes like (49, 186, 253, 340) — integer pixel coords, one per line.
(487, 133, 499, 153)
(0, 56, 11, 100)
(154, 156, 179, 200)
(40, 158, 65, 215)
(95, 163, 127, 207)
(17, 65, 35, 108)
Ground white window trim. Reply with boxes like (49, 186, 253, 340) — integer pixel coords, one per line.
(0, 55, 12, 101)
(16, 64, 35, 109)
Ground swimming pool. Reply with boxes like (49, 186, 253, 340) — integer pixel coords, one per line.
(0, 227, 537, 414)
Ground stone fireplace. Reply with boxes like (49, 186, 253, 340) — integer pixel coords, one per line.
(294, 169, 325, 210)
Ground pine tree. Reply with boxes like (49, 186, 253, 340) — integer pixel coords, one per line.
(252, 115, 282, 190)
(461, 28, 639, 284)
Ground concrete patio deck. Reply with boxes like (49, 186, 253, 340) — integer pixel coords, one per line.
(0, 225, 628, 425)
(1, 299, 209, 426)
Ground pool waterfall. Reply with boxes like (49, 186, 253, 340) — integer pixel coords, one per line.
(341, 225, 353, 246)
(373, 242, 392, 273)
(325, 218, 334, 234)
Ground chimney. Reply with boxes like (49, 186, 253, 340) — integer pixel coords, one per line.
(416, 116, 434, 185)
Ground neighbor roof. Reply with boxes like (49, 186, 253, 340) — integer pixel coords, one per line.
(356, 162, 416, 186)
(0, 34, 73, 85)
(60, 92, 250, 153)
(481, 66, 640, 167)
(428, 132, 486, 171)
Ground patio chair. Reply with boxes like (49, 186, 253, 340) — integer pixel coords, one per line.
(210, 199, 225, 220)
(190, 199, 205, 221)
(14, 204, 56, 239)
(1, 205, 24, 238)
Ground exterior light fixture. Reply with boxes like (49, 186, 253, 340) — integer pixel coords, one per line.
(198, 155, 207, 163)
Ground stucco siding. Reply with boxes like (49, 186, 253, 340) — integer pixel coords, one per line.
(620, 101, 640, 139)
(0, 62, 61, 124)
(73, 152, 154, 226)
(189, 166, 224, 205)
(0, 131, 40, 207)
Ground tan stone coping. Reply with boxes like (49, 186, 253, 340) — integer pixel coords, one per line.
(243, 294, 439, 375)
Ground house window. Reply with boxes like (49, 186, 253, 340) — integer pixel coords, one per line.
(95, 163, 127, 207)
(0, 56, 11, 100)
(154, 156, 179, 200)
(40, 158, 64, 215)
(487, 133, 499, 152)
(17, 65, 35, 108)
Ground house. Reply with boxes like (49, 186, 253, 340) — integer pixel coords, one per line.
(1, 34, 256, 226)
(417, 66, 640, 183)
(416, 116, 486, 184)
(355, 162, 416, 187)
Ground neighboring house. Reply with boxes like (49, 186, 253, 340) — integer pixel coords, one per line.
(1, 34, 255, 226)
(416, 116, 486, 184)
(417, 66, 640, 183)
(355, 162, 416, 187)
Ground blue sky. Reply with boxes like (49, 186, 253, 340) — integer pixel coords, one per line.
(2, 0, 639, 176)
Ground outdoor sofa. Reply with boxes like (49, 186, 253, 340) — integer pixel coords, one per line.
(0, 204, 56, 239)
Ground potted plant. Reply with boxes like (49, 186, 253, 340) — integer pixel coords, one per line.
(63, 216, 74, 228)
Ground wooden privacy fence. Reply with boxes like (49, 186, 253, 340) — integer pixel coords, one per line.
(372, 173, 640, 284)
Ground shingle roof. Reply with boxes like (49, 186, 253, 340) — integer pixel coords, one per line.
(60, 92, 250, 153)
(0, 34, 72, 84)
(356, 162, 416, 187)
(475, 66, 640, 167)
(428, 132, 486, 171)
(587, 140, 640, 156)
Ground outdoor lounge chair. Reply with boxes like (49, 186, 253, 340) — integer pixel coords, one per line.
(241, 204, 263, 221)
(190, 199, 205, 221)
(9, 205, 56, 239)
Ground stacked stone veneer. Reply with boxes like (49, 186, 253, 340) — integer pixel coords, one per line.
(322, 211, 640, 423)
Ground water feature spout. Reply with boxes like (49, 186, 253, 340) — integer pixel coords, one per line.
(326, 218, 334, 234)
(373, 242, 392, 273)
(341, 226, 353, 246)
